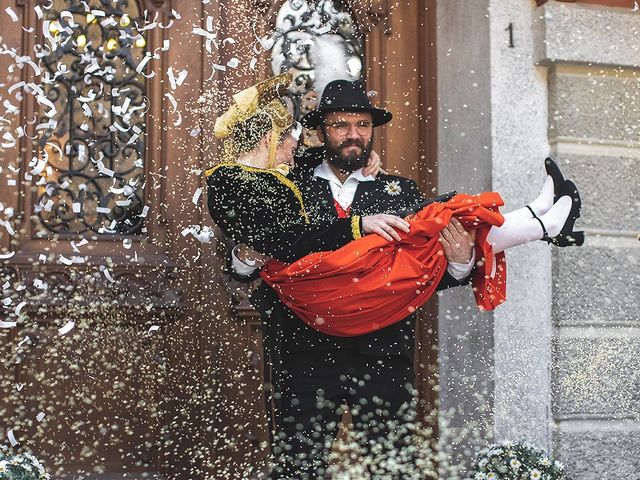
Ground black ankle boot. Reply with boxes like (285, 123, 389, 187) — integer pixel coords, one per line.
(544, 157, 566, 203)
(549, 179, 585, 247)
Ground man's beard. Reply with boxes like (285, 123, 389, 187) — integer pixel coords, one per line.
(325, 137, 373, 173)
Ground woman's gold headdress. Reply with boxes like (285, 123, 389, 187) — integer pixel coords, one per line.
(214, 73, 294, 168)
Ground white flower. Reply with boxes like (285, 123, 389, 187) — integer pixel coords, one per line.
(530, 469, 542, 479)
(384, 180, 401, 196)
(475, 473, 486, 480)
(510, 459, 521, 471)
(540, 457, 551, 467)
(486, 473, 498, 480)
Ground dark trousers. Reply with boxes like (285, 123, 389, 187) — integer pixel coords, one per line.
(268, 351, 418, 479)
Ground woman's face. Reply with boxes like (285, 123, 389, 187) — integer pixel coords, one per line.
(275, 132, 299, 167)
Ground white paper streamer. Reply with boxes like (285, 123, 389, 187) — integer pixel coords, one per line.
(7, 429, 18, 446)
(167, 67, 188, 90)
(14, 301, 27, 316)
(59, 255, 73, 266)
(5, 7, 18, 22)
(101, 267, 114, 282)
(36, 412, 46, 422)
(192, 187, 203, 205)
(0, 321, 17, 328)
(58, 320, 75, 336)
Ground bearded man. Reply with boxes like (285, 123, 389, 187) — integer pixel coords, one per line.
(231, 79, 477, 479)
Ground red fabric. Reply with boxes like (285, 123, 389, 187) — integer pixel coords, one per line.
(260, 192, 507, 337)
(333, 199, 351, 218)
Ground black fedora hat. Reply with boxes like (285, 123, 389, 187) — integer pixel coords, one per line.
(301, 79, 393, 129)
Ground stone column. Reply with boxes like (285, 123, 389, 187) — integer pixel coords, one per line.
(436, 1, 496, 474)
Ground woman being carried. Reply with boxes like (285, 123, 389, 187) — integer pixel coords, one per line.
(206, 74, 583, 336)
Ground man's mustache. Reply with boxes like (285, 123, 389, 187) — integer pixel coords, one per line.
(339, 139, 365, 149)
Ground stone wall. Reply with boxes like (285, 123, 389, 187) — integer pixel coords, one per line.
(535, 2, 640, 478)
(438, 0, 640, 478)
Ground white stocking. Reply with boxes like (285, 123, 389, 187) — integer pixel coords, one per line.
(487, 196, 572, 254)
(503, 175, 555, 222)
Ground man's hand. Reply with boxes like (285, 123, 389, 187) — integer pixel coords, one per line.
(235, 243, 271, 268)
(439, 218, 476, 264)
(362, 150, 387, 177)
(362, 214, 410, 242)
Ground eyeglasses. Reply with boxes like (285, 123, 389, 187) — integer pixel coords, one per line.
(323, 120, 373, 136)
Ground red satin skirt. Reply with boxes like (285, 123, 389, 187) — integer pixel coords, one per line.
(260, 192, 507, 337)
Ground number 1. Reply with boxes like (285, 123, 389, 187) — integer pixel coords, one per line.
(506, 23, 514, 48)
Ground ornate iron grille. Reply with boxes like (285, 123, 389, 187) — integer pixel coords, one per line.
(36, 0, 148, 236)
(269, 0, 364, 124)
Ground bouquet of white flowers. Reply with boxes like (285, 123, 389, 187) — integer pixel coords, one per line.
(470, 441, 565, 480)
(0, 445, 51, 480)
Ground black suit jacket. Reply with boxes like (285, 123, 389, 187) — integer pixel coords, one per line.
(248, 150, 471, 360)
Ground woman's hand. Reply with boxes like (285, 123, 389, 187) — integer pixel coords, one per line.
(235, 243, 272, 268)
(362, 150, 386, 177)
(362, 214, 410, 242)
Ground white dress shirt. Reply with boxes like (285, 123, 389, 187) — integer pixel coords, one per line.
(231, 160, 475, 280)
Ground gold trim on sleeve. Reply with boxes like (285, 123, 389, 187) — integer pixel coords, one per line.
(351, 215, 362, 240)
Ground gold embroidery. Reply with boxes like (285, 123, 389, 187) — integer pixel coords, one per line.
(351, 215, 362, 240)
(205, 162, 310, 224)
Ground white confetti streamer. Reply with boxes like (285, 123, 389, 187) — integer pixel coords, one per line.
(148, 325, 160, 333)
(36, 412, 45, 422)
(192, 187, 203, 205)
(136, 53, 153, 74)
(0, 251, 15, 259)
(14, 301, 27, 316)
(167, 67, 188, 90)
(7, 429, 18, 446)
(101, 266, 114, 282)
(5, 7, 18, 22)
(58, 321, 75, 336)
(0, 321, 17, 329)
(59, 255, 73, 266)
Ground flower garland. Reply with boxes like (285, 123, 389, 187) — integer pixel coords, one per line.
(469, 441, 565, 480)
(0, 445, 51, 480)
